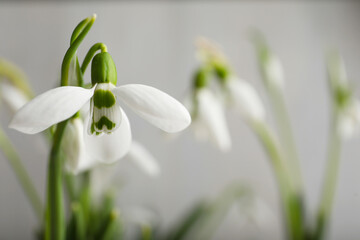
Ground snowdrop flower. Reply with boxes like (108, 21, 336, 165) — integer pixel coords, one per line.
(327, 53, 360, 139)
(188, 87, 231, 152)
(262, 53, 284, 91)
(225, 76, 265, 122)
(338, 99, 360, 139)
(10, 51, 191, 163)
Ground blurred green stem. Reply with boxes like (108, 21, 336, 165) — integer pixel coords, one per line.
(250, 120, 304, 240)
(0, 126, 42, 221)
(314, 110, 341, 240)
(267, 84, 303, 192)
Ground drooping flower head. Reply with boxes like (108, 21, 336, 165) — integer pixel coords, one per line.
(10, 48, 191, 163)
(327, 53, 360, 139)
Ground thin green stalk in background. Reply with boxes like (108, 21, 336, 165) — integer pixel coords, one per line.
(267, 84, 303, 192)
(313, 111, 341, 240)
(250, 120, 304, 240)
(252, 34, 303, 193)
(0, 126, 43, 221)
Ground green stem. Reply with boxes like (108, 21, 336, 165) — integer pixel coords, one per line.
(81, 43, 108, 74)
(268, 84, 303, 192)
(314, 111, 341, 240)
(46, 14, 96, 240)
(46, 120, 68, 240)
(250, 120, 304, 240)
(0, 126, 42, 221)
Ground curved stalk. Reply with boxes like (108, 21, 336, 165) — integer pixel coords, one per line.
(61, 15, 96, 86)
(81, 43, 108, 74)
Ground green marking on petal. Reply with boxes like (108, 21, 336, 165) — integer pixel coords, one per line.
(93, 90, 116, 108)
(94, 116, 115, 131)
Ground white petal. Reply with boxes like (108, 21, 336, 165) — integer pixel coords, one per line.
(0, 82, 29, 112)
(265, 55, 284, 90)
(90, 83, 121, 134)
(127, 141, 160, 177)
(338, 99, 360, 139)
(84, 108, 132, 163)
(9, 86, 95, 134)
(227, 77, 265, 121)
(196, 89, 231, 151)
(62, 118, 92, 174)
(113, 84, 191, 133)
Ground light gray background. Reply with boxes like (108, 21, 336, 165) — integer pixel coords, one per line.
(1, 2, 360, 239)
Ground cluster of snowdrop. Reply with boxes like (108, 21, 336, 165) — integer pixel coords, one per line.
(187, 37, 265, 151)
(2, 14, 360, 240)
(10, 32, 190, 177)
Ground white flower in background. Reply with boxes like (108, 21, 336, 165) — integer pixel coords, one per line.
(225, 76, 265, 122)
(327, 54, 360, 139)
(263, 54, 284, 90)
(0, 81, 29, 112)
(90, 141, 160, 200)
(337, 99, 360, 139)
(10, 52, 191, 163)
(189, 88, 231, 152)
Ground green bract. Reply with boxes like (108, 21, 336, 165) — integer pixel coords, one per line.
(91, 52, 117, 85)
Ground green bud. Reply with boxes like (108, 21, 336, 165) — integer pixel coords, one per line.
(213, 63, 230, 83)
(193, 68, 208, 89)
(91, 52, 117, 85)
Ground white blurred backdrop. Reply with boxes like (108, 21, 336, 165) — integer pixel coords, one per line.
(1, 1, 360, 239)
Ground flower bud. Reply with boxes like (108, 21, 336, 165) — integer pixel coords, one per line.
(62, 117, 87, 174)
(263, 54, 284, 90)
(91, 52, 117, 85)
(226, 76, 265, 122)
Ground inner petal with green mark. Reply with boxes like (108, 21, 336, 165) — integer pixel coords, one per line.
(89, 83, 121, 135)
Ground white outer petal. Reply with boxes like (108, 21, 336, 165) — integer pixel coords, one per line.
(338, 99, 360, 139)
(196, 89, 231, 152)
(127, 141, 160, 177)
(227, 77, 265, 122)
(0, 82, 29, 112)
(84, 108, 132, 163)
(9, 86, 95, 134)
(265, 55, 285, 90)
(112, 84, 191, 133)
(62, 118, 90, 174)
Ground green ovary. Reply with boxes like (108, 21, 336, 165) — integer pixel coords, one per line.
(94, 116, 115, 131)
(93, 90, 116, 108)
